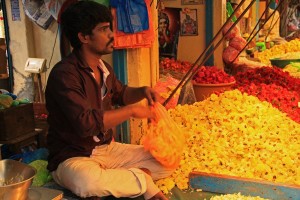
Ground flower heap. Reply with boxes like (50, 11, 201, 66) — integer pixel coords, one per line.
(154, 90, 300, 194)
(234, 67, 300, 92)
(210, 193, 268, 200)
(257, 39, 300, 65)
(234, 67, 300, 123)
(193, 66, 235, 84)
(159, 57, 193, 74)
(283, 63, 300, 78)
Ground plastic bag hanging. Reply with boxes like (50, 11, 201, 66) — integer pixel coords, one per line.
(110, 0, 149, 33)
(111, 0, 155, 49)
(141, 102, 185, 169)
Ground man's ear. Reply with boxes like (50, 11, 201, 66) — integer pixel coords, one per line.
(78, 32, 88, 44)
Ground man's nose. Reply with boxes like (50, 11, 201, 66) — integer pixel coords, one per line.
(108, 29, 114, 37)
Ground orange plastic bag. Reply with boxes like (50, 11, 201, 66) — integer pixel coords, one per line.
(141, 102, 185, 169)
(111, 0, 155, 49)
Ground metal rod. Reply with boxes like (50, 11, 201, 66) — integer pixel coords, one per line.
(163, 0, 256, 106)
(163, 0, 249, 106)
(247, 0, 273, 42)
(181, 0, 257, 89)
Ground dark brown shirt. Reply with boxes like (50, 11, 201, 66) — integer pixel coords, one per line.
(45, 50, 127, 171)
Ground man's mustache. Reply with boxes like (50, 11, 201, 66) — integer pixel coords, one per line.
(107, 38, 114, 47)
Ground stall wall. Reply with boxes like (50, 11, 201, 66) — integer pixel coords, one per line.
(31, 22, 60, 96)
(162, 1, 206, 63)
(5, 1, 36, 100)
(5, 1, 112, 101)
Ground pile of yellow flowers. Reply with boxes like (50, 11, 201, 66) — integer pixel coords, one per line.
(257, 39, 300, 65)
(210, 193, 268, 200)
(154, 90, 300, 194)
(275, 52, 300, 59)
(284, 63, 300, 78)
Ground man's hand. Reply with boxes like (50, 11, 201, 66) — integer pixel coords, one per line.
(129, 104, 156, 120)
(103, 104, 156, 130)
(143, 87, 163, 106)
(123, 86, 163, 106)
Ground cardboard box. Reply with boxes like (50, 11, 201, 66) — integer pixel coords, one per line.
(0, 103, 35, 140)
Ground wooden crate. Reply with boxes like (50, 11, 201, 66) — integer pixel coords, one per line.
(0, 103, 35, 140)
(0, 130, 39, 154)
(33, 102, 48, 116)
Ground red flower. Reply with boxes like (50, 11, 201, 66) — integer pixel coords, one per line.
(193, 66, 235, 84)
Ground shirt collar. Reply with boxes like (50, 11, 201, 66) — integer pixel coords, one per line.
(98, 59, 110, 78)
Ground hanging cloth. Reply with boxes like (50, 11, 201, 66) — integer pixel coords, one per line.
(111, 0, 154, 49)
(110, 0, 149, 33)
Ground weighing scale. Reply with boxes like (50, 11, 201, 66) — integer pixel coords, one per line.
(24, 58, 46, 103)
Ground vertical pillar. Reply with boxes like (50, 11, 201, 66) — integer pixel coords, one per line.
(205, 1, 214, 66)
(113, 49, 130, 143)
(211, 1, 227, 69)
(125, 0, 159, 145)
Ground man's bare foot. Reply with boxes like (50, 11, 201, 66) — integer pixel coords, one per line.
(148, 191, 168, 200)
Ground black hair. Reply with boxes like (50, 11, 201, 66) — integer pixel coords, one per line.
(60, 0, 112, 49)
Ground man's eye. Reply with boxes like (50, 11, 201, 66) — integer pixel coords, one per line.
(100, 26, 110, 32)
